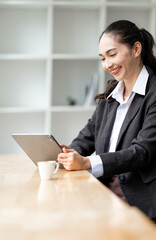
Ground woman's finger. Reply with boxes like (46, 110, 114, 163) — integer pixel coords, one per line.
(58, 152, 70, 158)
(60, 144, 71, 149)
(63, 148, 75, 153)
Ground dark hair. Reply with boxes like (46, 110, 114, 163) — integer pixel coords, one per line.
(95, 20, 156, 100)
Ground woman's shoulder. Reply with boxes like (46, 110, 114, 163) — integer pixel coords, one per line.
(145, 66, 156, 94)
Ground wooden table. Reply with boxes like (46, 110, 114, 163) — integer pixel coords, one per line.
(0, 154, 156, 240)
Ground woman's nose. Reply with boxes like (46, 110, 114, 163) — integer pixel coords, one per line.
(104, 59, 113, 70)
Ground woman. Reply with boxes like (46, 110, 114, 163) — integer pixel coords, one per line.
(57, 20, 156, 221)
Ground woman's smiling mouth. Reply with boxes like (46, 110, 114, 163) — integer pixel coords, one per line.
(111, 67, 121, 75)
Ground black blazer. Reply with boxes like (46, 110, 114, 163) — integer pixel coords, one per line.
(70, 66, 156, 218)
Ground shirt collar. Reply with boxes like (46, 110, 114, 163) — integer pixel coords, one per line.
(132, 65, 149, 95)
(107, 65, 149, 102)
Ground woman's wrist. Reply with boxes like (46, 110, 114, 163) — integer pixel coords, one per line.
(82, 157, 91, 170)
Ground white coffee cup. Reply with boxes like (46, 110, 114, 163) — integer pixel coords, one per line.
(37, 161, 59, 180)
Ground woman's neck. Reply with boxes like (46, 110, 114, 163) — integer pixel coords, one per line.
(123, 63, 143, 100)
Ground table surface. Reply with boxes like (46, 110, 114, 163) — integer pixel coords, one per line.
(0, 154, 156, 240)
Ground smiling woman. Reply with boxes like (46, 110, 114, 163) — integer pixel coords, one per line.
(96, 20, 156, 100)
(57, 20, 156, 222)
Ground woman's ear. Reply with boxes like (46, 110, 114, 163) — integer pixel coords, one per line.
(133, 41, 142, 57)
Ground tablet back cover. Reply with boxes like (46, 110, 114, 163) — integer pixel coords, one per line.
(12, 134, 62, 166)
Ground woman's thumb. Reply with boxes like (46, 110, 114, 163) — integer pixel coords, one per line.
(63, 147, 74, 153)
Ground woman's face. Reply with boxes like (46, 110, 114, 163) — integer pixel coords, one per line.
(99, 33, 141, 82)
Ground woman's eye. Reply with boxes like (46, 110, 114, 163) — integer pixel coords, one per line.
(100, 58, 105, 61)
(110, 53, 116, 57)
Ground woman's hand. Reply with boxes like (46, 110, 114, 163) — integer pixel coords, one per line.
(60, 144, 71, 150)
(57, 147, 91, 171)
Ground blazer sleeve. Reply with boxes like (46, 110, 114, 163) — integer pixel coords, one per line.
(70, 103, 99, 156)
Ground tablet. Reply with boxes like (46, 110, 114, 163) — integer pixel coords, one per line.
(12, 133, 63, 166)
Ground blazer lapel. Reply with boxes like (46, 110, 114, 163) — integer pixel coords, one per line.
(116, 94, 143, 148)
(103, 99, 119, 152)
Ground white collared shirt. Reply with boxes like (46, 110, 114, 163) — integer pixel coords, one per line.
(89, 66, 149, 177)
